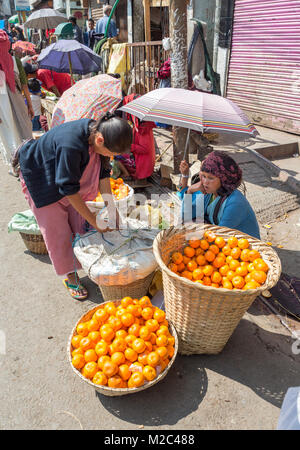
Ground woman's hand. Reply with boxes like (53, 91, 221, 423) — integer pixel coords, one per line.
(187, 178, 207, 195)
(180, 160, 189, 176)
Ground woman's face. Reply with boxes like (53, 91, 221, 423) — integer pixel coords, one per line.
(200, 171, 221, 195)
(92, 132, 115, 157)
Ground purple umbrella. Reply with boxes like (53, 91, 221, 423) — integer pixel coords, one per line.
(36, 39, 102, 77)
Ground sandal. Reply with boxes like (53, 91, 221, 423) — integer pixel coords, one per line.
(63, 278, 88, 300)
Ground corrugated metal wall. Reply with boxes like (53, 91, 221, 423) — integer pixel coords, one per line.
(226, 0, 300, 134)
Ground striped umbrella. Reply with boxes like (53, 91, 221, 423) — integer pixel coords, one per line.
(51, 74, 122, 128)
(119, 87, 259, 138)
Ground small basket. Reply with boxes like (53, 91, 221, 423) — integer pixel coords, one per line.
(98, 271, 155, 302)
(68, 301, 178, 396)
(153, 224, 282, 355)
(19, 232, 48, 255)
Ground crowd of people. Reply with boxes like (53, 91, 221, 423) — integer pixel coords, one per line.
(0, 11, 260, 301)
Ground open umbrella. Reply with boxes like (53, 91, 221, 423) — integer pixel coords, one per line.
(36, 39, 102, 79)
(24, 8, 67, 30)
(51, 74, 122, 127)
(8, 15, 19, 24)
(12, 40, 36, 56)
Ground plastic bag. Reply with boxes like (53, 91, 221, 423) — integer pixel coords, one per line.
(7, 210, 41, 235)
(73, 216, 160, 286)
(277, 387, 300, 430)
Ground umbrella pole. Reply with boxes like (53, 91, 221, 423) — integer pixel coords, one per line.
(178, 128, 191, 190)
(68, 53, 74, 85)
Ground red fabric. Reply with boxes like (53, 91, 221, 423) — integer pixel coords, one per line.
(157, 58, 171, 80)
(131, 121, 156, 179)
(0, 30, 16, 92)
(36, 69, 72, 95)
(122, 93, 140, 130)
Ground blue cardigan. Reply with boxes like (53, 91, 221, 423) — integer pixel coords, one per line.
(178, 188, 260, 239)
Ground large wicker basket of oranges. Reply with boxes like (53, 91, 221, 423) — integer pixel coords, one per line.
(68, 296, 178, 396)
(153, 224, 281, 355)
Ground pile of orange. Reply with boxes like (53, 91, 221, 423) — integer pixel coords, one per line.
(71, 296, 175, 389)
(93, 178, 130, 202)
(168, 231, 269, 291)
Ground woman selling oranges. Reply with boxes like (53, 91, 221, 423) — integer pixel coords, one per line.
(178, 150, 260, 239)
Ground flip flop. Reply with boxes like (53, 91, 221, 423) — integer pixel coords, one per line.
(63, 278, 88, 300)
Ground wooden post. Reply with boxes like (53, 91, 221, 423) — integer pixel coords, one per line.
(169, 0, 189, 174)
(143, 0, 151, 92)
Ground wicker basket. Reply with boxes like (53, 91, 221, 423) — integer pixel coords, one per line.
(68, 301, 179, 396)
(98, 271, 155, 302)
(19, 232, 48, 255)
(153, 224, 282, 355)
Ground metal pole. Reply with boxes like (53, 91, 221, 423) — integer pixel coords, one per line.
(213, 0, 221, 72)
(169, 0, 189, 174)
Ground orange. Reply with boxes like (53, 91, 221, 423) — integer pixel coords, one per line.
(102, 360, 119, 377)
(213, 255, 226, 269)
(202, 276, 212, 286)
(111, 337, 127, 353)
(144, 341, 153, 353)
(228, 236, 238, 248)
(88, 331, 101, 345)
(156, 334, 168, 347)
(153, 308, 166, 323)
(104, 302, 117, 316)
(95, 341, 109, 357)
(115, 307, 128, 319)
(211, 271, 222, 284)
(245, 273, 253, 284)
(132, 338, 146, 354)
(82, 361, 98, 379)
(84, 349, 98, 363)
(80, 337, 94, 351)
(248, 249, 261, 262)
(97, 355, 110, 370)
(219, 264, 229, 276)
(171, 251, 183, 265)
(156, 325, 169, 337)
(121, 312, 135, 328)
(192, 268, 204, 281)
(211, 283, 220, 288)
(118, 364, 131, 381)
(147, 351, 160, 367)
(111, 352, 126, 366)
(226, 270, 236, 281)
(139, 326, 151, 341)
(146, 319, 159, 332)
(226, 255, 233, 264)
(203, 264, 214, 277)
(100, 325, 115, 342)
(240, 249, 251, 262)
(76, 322, 89, 337)
(72, 347, 84, 357)
(87, 319, 100, 332)
(184, 246, 195, 258)
(195, 247, 205, 256)
(168, 262, 178, 273)
(232, 275, 245, 289)
(121, 296, 134, 308)
(251, 270, 267, 285)
(138, 351, 150, 366)
(196, 254, 206, 266)
(235, 265, 248, 277)
(92, 371, 108, 386)
(107, 316, 123, 331)
(209, 244, 219, 255)
(141, 307, 153, 321)
(139, 296, 152, 308)
(115, 328, 128, 339)
(143, 365, 157, 381)
(107, 375, 123, 388)
(243, 281, 260, 290)
(128, 372, 145, 388)
(188, 239, 201, 249)
(72, 354, 85, 370)
(115, 177, 124, 185)
(222, 244, 232, 256)
(229, 259, 240, 271)
(222, 279, 233, 290)
(230, 247, 241, 260)
(71, 335, 83, 349)
(168, 336, 175, 346)
(181, 270, 193, 280)
(204, 231, 216, 242)
(187, 260, 198, 272)
(156, 346, 168, 360)
(253, 259, 269, 273)
(130, 362, 144, 372)
(93, 308, 109, 324)
(182, 255, 191, 265)
(238, 238, 249, 250)
(247, 262, 256, 272)
(124, 347, 138, 362)
(215, 236, 226, 249)
(205, 250, 215, 262)
(127, 304, 142, 317)
(127, 323, 141, 337)
(176, 262, 186, 273)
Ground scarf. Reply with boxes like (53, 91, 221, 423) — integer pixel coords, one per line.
(0, 30, 16, 93)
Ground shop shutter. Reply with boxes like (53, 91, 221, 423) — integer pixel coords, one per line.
(226, 0, 300, 134)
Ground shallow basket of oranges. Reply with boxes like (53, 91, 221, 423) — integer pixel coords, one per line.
(153, 224, 281, 355)
(68, 296, 178, 396)
(86, 178, 134, 211)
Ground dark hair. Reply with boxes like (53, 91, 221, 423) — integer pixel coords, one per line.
(69, 16, 77, 24)
(88, 18, 94, 23)
(28, 78, 41, 93)
(89, 113, 133, 154)
(22, 62, 38, 75)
